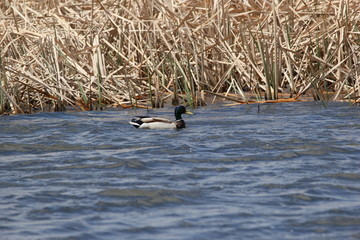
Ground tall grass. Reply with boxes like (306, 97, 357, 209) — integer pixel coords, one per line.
(0, 0, 359, 114)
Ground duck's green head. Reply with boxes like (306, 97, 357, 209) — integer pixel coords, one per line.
(175, 105, 193, 120)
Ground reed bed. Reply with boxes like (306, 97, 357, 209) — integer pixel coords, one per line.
(0, 0, 359, 114)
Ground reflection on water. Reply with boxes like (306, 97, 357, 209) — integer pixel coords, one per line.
(1, 102, 360, 239)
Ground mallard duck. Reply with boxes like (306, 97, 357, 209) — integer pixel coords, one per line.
(129, 105, 193, 129)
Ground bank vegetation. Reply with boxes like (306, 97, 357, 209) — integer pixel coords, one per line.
(0, 0, 359, 114)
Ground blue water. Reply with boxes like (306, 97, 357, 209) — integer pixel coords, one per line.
(1, 102, 360, 240)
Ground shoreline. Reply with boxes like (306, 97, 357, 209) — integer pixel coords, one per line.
(2, 91, 358, 116)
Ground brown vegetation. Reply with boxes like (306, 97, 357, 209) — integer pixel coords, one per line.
(0, 0, 359, 114)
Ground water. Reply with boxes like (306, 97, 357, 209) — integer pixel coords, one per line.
(1, 102, 360, 240)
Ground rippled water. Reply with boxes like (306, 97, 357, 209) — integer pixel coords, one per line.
(1, 102, 360, 240)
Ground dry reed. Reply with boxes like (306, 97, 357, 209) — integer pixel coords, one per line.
(0, 0, 359, 114)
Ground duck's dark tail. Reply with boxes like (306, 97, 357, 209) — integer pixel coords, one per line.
(129, 118, 143, 128)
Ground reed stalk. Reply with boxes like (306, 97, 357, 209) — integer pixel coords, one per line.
(0, 52, 3, 113)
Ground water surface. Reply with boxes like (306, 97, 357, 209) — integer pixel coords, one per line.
(1, 102, 360, 239)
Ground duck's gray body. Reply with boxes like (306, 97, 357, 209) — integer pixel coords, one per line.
(129, 106, 191, 129)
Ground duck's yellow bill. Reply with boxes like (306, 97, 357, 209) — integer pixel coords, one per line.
(185, 111, 194, 115)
